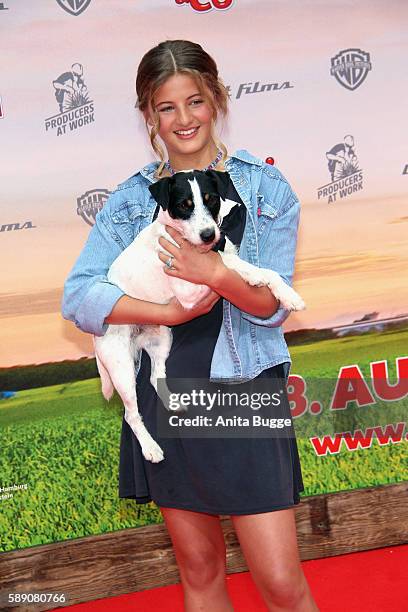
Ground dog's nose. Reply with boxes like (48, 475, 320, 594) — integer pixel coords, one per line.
(200, 228, 216, 243)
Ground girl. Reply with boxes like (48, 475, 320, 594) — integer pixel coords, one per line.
(62, 40, 318, 611)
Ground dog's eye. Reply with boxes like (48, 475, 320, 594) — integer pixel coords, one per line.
(179, 199, 193, 210)
(205, 194, 219, 207)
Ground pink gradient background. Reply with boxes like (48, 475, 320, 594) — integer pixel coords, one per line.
(0, 0, 407, 366)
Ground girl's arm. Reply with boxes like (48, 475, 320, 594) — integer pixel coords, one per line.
(62, 192, 220, 335)
(239, 196, 301, 327)
(157, 237, 278, 319)
(62, 196, 127, 336)
(209, 267, 278, 319)
(105, 291, 221, 326)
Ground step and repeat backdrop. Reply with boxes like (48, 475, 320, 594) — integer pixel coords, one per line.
(1, 0, 407, 551)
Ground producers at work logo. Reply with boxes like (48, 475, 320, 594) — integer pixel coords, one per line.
(44, 63, 94, 136)
(317, 135, 363, 204)
(55, 0, 92, 16)
(330, 48, 372, 90)
(175, 0, 234, 11)
(77, 189, 110, 226)
(0, 95, 4, 118)
(0, 2, 9, 11)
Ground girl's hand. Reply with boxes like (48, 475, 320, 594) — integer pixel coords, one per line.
(158, 225, 225, 287)
(163, 292, 221, 326)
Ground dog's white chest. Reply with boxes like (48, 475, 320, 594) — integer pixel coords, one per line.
(107, 222, 173, 303)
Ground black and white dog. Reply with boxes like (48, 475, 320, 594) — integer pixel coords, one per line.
(94, 170, 305, 463)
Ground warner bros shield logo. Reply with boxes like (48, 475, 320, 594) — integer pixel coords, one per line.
(330, 48, 372, 91)
(77, 189, 110, 226)
(56, 0, 92, 16)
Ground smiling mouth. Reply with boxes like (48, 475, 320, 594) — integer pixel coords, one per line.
(174, 127, 200, 137)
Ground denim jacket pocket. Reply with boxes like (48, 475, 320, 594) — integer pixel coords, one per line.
(256, 194, 278, 237)
(111, 201, 148, 243)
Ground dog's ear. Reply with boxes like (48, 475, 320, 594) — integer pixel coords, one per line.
(148, 177, 172, 210)
(204, 169, 230, 200)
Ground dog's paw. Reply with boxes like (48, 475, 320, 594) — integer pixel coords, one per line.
(166, 403, 189, 413)
(142, 440, 165, 463)
(273, 285, 306, 311)
(242, 272, 264, 287)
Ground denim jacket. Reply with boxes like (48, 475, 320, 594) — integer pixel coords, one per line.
(62, 149, 301, 383)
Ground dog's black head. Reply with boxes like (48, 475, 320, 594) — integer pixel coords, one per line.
(149, 169, 230, 213)
(148, 169, 230, 246)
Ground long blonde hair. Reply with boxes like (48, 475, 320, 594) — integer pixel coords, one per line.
(135, 40, 230, 178)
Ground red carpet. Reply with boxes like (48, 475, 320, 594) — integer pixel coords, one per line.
(57, 544, 406, 611)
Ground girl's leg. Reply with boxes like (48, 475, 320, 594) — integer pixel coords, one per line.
(231, 507, 319, 611)
(160, 506, 234, 612)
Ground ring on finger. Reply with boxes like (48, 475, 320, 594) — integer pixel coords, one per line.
(165, 256, 175, 269)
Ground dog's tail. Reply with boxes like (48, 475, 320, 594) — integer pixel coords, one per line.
(95, 354, 114, 401)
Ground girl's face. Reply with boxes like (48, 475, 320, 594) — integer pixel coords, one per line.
(149, 73, 215, 160)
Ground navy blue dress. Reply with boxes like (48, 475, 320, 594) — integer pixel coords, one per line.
(119, 177, 305, 515)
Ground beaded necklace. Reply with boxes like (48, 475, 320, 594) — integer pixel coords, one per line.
(164, 148, 223, 176)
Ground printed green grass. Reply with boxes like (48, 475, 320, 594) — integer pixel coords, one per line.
(290, 327, 408, 378)
(0, 329, 406, 551)
(290, 329, 407, 496)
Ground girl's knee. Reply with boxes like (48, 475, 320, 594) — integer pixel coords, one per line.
(160, 507, 227, 591)
(177, 547, 226, 590)
(259, 568, 307, 608)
